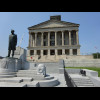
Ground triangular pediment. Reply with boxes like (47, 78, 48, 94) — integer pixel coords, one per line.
(37, 21, 66, 28)
(28, 20, 79, 30)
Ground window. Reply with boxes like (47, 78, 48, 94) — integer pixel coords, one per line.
(30, 50, 34, 55)
(73, 49, 77, 55)
(65, 49, 69, 55)
(58, 50, 62, 55)
(44, 50, 48, 55)
(44, 35, 46, 39)
(50, 41, 55, 46)
(50, 35, 55, 39)
(44, 41, 46, 46)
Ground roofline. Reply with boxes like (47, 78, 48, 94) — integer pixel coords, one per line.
(28, 20, 80, 30)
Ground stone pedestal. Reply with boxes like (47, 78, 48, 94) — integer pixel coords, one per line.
(0, 57, 22, 78)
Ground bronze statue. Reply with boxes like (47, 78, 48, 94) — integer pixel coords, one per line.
(8, 30, 17, 58)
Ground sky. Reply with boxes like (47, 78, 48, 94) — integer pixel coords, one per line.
(0, 12, 100, 57)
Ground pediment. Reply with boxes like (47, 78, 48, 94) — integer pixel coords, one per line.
(28, 20, 79, 30)
(37, 21, 66, 28)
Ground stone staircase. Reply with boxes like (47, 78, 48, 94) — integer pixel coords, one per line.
(0, 70, 60, 87)
(16, 70, 46, 80)
(0, 72, 17, 78)
(69, 74, 94, 87)
(14, 69, 59, 87)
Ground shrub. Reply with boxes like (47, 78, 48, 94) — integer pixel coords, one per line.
(93, 53, 100, 59)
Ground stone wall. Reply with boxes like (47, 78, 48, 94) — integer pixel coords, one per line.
(64, 59, 100, 67)
(65, 55, 93, 59)
(27, 55, 94, 62)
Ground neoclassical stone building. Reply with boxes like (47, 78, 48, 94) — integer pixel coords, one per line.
(27, 15, 81, 61)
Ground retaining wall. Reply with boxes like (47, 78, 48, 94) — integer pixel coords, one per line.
(64, 59, 100, 67)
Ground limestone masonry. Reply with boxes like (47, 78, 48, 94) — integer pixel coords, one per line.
(27, 15, 81, 62)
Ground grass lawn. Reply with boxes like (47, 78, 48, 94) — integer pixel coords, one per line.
(65, 67, 100, 77)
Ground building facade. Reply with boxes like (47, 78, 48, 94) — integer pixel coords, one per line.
(27, 15, 81, 61)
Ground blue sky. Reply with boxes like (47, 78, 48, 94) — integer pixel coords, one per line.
(0, 12, 100, 57)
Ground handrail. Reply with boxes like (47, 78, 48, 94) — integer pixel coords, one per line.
(64, 68, 77, 87)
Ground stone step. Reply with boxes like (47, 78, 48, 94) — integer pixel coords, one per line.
(17, 74, 45, 80)
(75, 82, 94, 85)
(78, 85, 95, 87)
(18, 70, 37, 72)
(0, 77, 23, 83)
(17, 73, 38, 76)
(36, 78, 60, 87)
(73, 81, 93, 84)
(72, 78, 94, 87)
(73, 79, 92, 83)
(73, 79, 91, 82)
(76, 84, 94, 87)
(0, 82, 27, 87)
(17, 70, 38, 76)
(17, 71, 37, 74)
(15, 77, 34, 82)
(0, 74, 17, 78)
(0, 72, 16, 75)
(17, 74, 43, 77)
(72, 77, 90, 79)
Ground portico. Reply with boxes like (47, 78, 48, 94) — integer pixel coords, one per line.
(27, 15, 81, 61)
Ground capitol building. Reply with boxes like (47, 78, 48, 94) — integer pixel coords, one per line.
(27, 15, 81, 62)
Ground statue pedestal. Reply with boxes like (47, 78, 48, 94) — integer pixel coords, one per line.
(0, 57, 22, 78)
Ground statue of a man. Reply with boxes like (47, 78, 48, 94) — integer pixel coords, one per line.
(8, 30, 17, 58)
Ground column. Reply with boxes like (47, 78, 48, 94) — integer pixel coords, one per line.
(33, 34, 35, 47)
(35, 33, 37, 47)
(76, 30, 79, 45)
(55, 49, 58, 55)
(41, 32, 44, 46)
(48, 49, 50, 56)
(70, 49, 73, 55)
(55, 32, 57, 46)
(62, 31, 64, 46)
(34, 50, 37, 55)
(77, 49, 80, 55)
(62, 49, 65, 55)
(41, 50, 43, 56)
(31, 33, 33, 47)
(29, 33, 31, 47)
(69, 31, 71, 45)
(48, 32, 50, 46)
